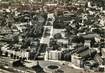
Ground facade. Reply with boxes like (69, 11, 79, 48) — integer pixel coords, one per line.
(84, 40, 91, 47)
(0, 47, 29, 60)
(71, 54, 82, 67)
(45, 50, 62, 60)
(101, 48, 105, 58)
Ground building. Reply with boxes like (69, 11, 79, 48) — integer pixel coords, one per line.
(1, 45, 29, 60)
(71, 54, 82, 67)
(84, 40, 91, 47)
(101, 48, 105, 59)
(44, 50, 62, 60)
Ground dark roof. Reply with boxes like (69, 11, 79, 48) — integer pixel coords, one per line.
(77, 46, 89, 54)
(83, 33, 100, 39)
(79, 49, 97, 59)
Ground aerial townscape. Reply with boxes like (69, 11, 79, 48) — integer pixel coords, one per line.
(0, 0, 105, 73)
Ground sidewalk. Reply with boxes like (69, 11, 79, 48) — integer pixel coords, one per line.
(68, 62, 83, 70)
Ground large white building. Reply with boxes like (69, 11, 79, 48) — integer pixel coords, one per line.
(1, 45, 29, 60)
(44, 50, 62, 60)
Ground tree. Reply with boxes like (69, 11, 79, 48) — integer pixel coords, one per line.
(72, 36, 84, 43)
(12, 59, 25, 67)
(54, 33, 62, 39)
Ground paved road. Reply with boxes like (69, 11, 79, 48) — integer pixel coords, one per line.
(25, 60, 103, 73)
(0, 57, 103, 73)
